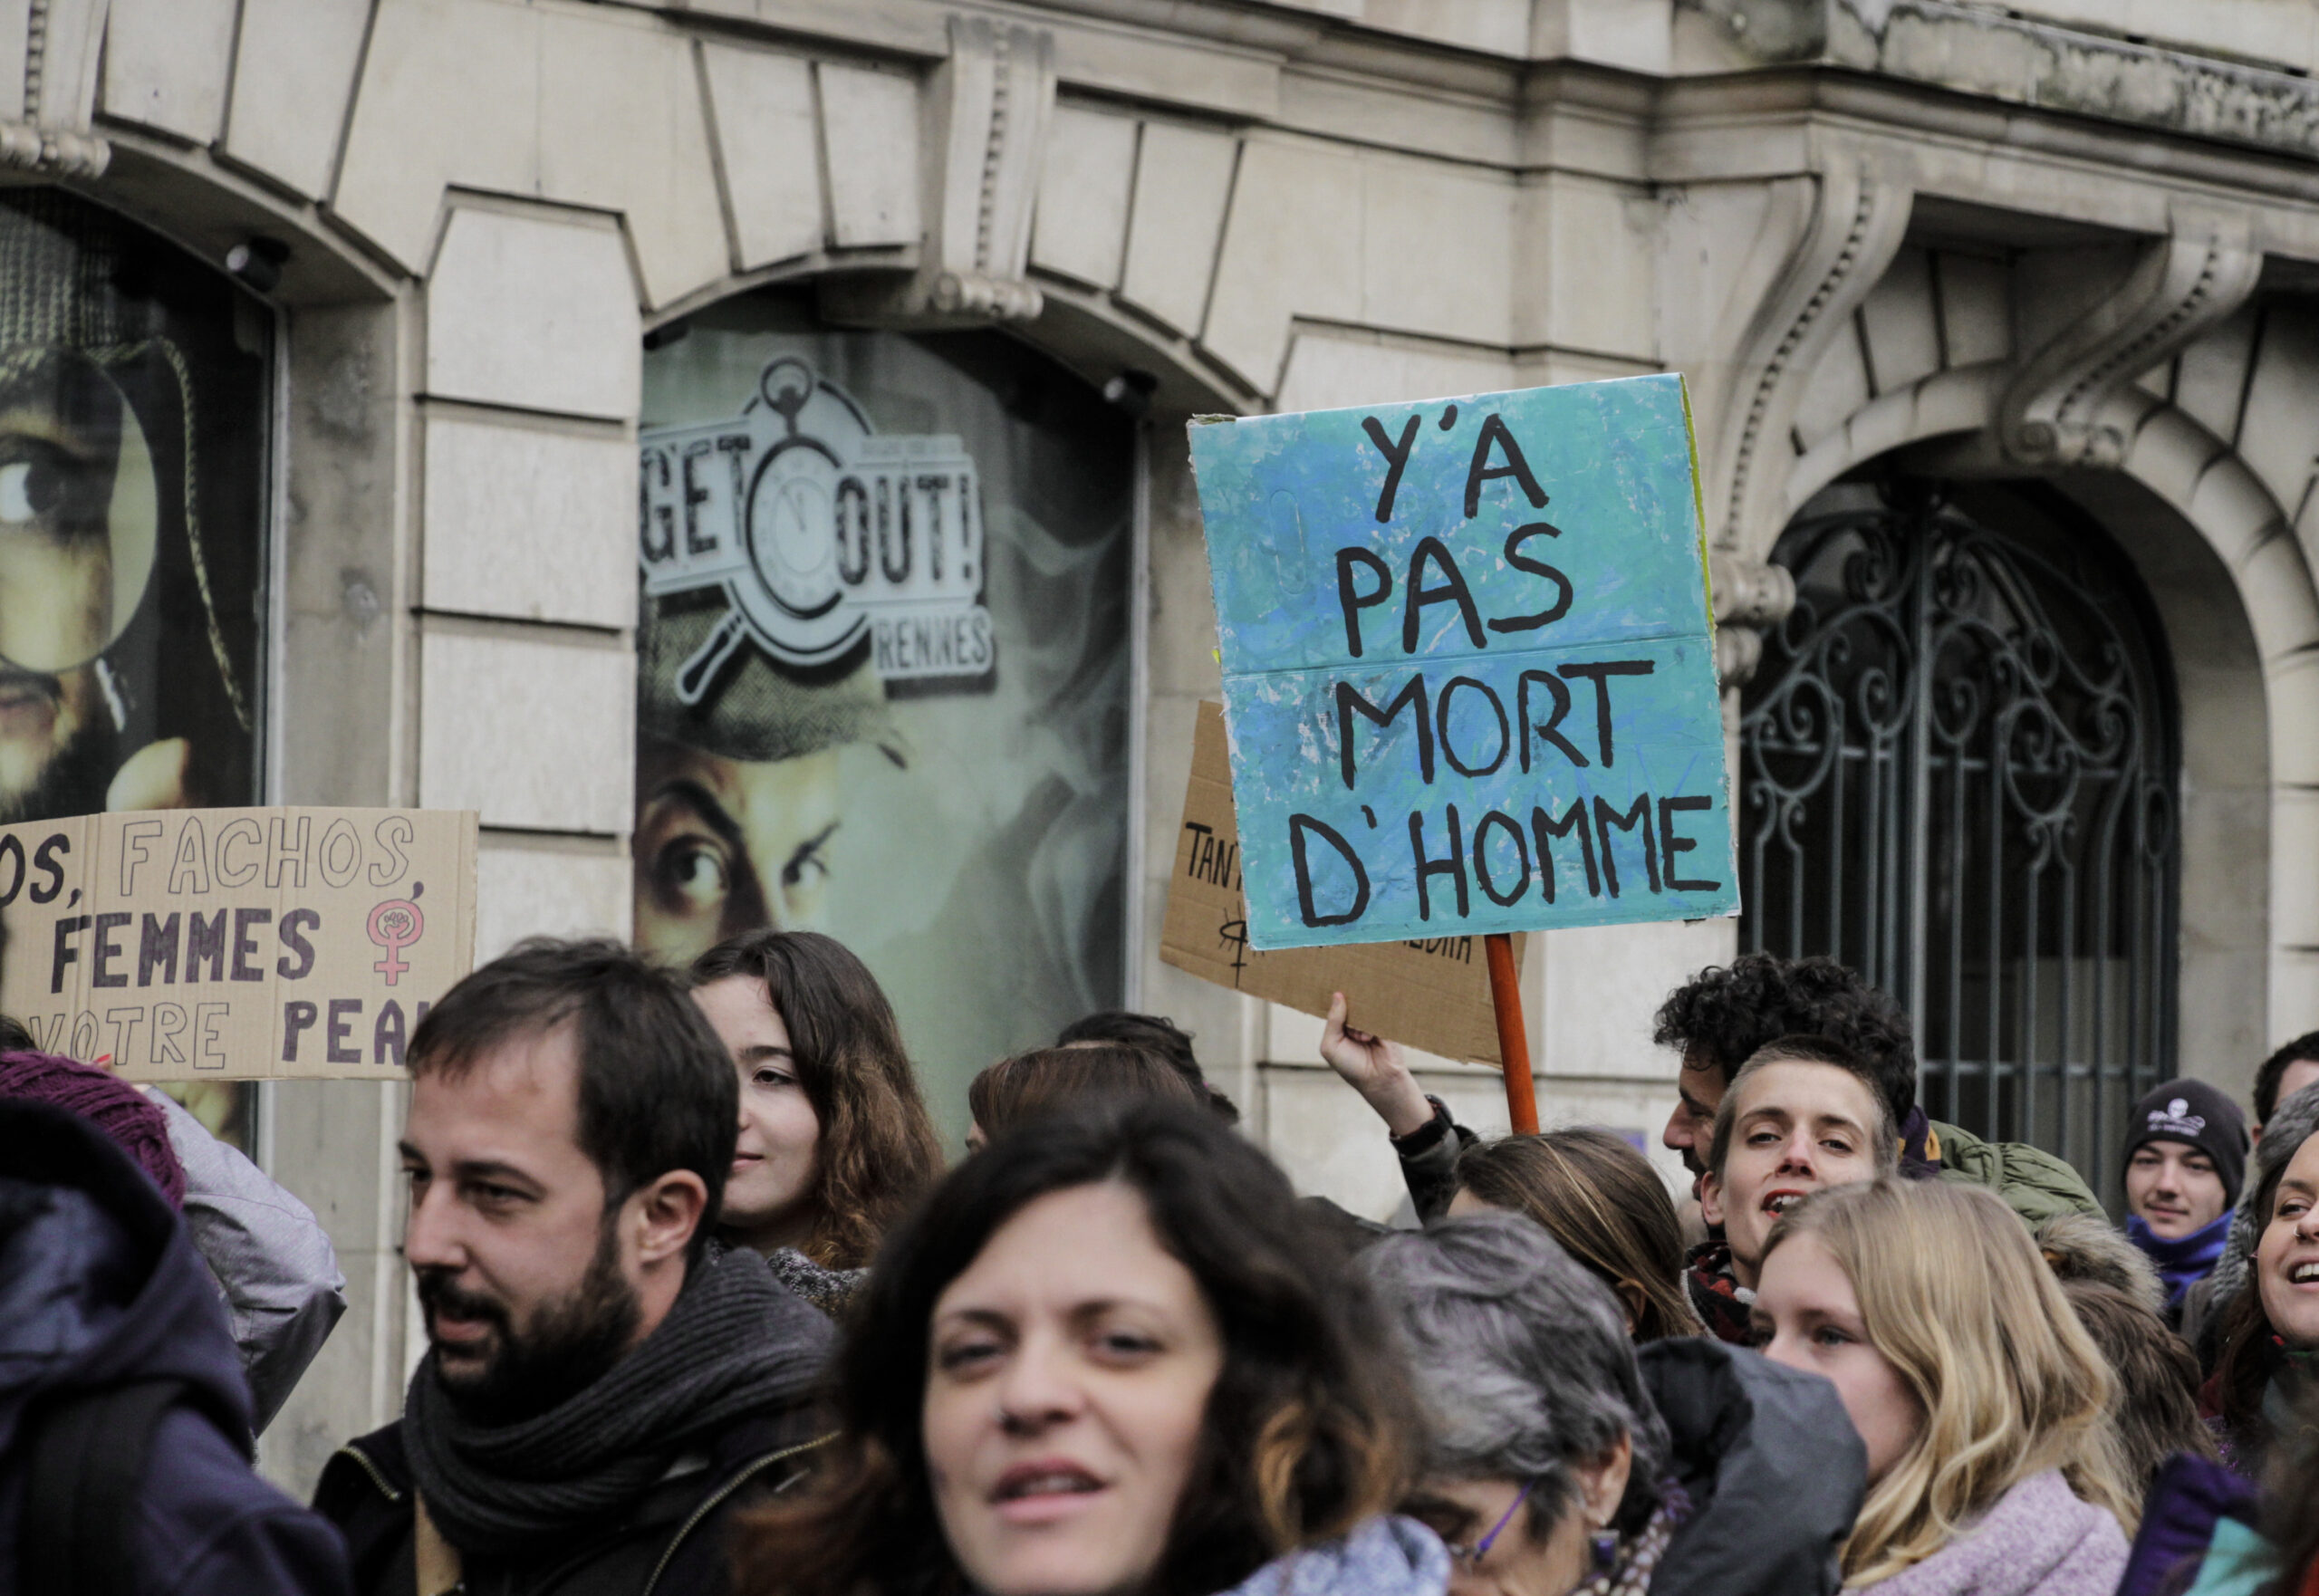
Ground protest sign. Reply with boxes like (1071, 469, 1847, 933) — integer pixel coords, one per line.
(0, 807, 477, 1081)
(1161, 701, 1522, 1065)
(1189, 373, 1738, 952)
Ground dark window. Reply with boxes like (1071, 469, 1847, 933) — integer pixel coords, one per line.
(1738, 479, 2179, 1194)
(634, 292, 1132, 1131)
(0, 188, 272, 1149)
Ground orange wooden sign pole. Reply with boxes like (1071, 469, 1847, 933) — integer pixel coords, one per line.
(1485, 932, 1538, 1134)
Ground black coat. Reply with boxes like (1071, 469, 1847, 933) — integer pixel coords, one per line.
(0, 1098, 351, 1596)
(1639, 1337, 1868, 1596)
(313, 1397, 828, 1596)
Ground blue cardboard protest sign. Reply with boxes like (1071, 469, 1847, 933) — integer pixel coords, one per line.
(1189, 373, 1737, 951)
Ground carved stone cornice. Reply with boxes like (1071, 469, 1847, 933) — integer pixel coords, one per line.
(1998, 231, 2262, 468)
(821, 14, 1054, 330)
(1711, 550, 1796, 688)
(1705, 158, 1914, 556)
(0, 0, 111, 178)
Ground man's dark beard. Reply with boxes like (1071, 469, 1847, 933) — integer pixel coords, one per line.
(0, 680, 116, 822)
(415, 1212, 642, 1428)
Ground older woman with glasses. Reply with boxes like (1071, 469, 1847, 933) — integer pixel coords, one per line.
(1363, 1211, 1867, 1596)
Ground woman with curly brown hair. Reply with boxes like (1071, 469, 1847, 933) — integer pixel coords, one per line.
(690, 928, 945, 1311)
(730, 1101, 1441, 1596)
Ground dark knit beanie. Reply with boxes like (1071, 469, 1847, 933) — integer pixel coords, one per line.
(2123, 1078, 2248, 1207)
(0, 1050, 186, 1208)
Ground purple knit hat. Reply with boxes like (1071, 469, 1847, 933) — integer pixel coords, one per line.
(0, 1050, 186, 1207)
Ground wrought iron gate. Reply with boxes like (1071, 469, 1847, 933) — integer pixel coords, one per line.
(1737, 481, 2178, 1189)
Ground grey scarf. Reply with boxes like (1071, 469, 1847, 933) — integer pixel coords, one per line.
(766, 1245, 866, 1316)
(2199, 1081, 2319, 1322)
(404, 1243, 832, 1560)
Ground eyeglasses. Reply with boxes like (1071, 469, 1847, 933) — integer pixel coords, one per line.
(1443, 1481, 1534, 1567)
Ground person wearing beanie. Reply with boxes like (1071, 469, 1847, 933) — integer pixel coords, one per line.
(2122, 1079, 2248, 1321)
(0, 1042, 346, 1433)
(0, 1047, 189, 1204)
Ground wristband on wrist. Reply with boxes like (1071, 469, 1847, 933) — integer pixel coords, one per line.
(1389, 1096, 1454, 1152)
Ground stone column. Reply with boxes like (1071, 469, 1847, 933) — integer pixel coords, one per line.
(413, 200, 641, 957)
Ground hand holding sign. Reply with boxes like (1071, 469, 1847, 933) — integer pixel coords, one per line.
(1189, 374, 1737, 953)
(1160, 700, 1525, 1066)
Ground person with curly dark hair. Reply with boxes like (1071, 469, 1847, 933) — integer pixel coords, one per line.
(1650, 954, 2100, 1228)
(1650, 955, 1916, 1179)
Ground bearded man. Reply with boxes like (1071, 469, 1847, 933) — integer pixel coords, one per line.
(313, 938, 833, 1595)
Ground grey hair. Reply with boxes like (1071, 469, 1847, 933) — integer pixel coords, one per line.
(1361, 1211, 1669, 1538)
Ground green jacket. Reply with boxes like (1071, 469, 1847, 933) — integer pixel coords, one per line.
(1929, 1118, 2104, 1226)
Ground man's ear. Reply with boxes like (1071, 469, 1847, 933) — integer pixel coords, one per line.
(631, 1170, 709, 1268)
(1698, 1169, 1726, 1229)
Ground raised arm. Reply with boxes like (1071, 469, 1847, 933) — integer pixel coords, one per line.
(1318, 991, 1432, 1135)
(1320, 992, 1468, 1221)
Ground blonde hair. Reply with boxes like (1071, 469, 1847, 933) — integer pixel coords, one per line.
(1765, 1179, 2138, 1584)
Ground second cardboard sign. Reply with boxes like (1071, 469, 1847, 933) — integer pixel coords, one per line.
(1160, 701, 1521, 1066)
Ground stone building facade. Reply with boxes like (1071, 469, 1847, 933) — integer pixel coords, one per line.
(5, 0, 2319, 1488)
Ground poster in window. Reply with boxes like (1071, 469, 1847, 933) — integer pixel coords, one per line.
(0, 187, 272, 1144)
(636, 293, 1131, 1134)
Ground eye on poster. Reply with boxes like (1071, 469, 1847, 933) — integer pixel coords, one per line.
(1188, 373, 1738, 952)
(0, 807, 478, 1081)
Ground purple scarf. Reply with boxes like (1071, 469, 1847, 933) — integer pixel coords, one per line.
(1851, 1471, 2125, 1596)
(2127, 1210, 2230, 1309)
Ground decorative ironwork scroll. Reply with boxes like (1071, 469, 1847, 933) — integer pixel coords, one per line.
(1738, 481, 2178, 1193)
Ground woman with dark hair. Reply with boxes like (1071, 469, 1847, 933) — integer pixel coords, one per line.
(689, 928, 945, 1310)
(966, 1042, 1207, 1149)
(731, 1100, 1441, 1596)
(2203, 1093, 2319, 1477)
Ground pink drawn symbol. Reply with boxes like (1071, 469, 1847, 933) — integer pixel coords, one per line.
(368, 897, 425, 985)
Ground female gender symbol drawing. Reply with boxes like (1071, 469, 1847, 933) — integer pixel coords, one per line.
(368, 884, 425, 985)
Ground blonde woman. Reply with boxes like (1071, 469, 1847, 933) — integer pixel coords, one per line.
(1749, 1179, 2136, 1596)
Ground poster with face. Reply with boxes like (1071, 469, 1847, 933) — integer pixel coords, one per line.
(0, 188, 271, 1141)
(636, 293, 1132, 1131)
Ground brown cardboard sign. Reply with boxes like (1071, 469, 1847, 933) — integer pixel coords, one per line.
(0, 808, 478, 1081)
(1161, 702, 1520, 1065)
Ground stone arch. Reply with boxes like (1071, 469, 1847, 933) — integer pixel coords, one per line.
(1752, 242, 2319, 1066)
(643, 260, 1249, 423)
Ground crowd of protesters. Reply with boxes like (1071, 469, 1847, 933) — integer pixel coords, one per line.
(2, 937, 2316, 1596)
